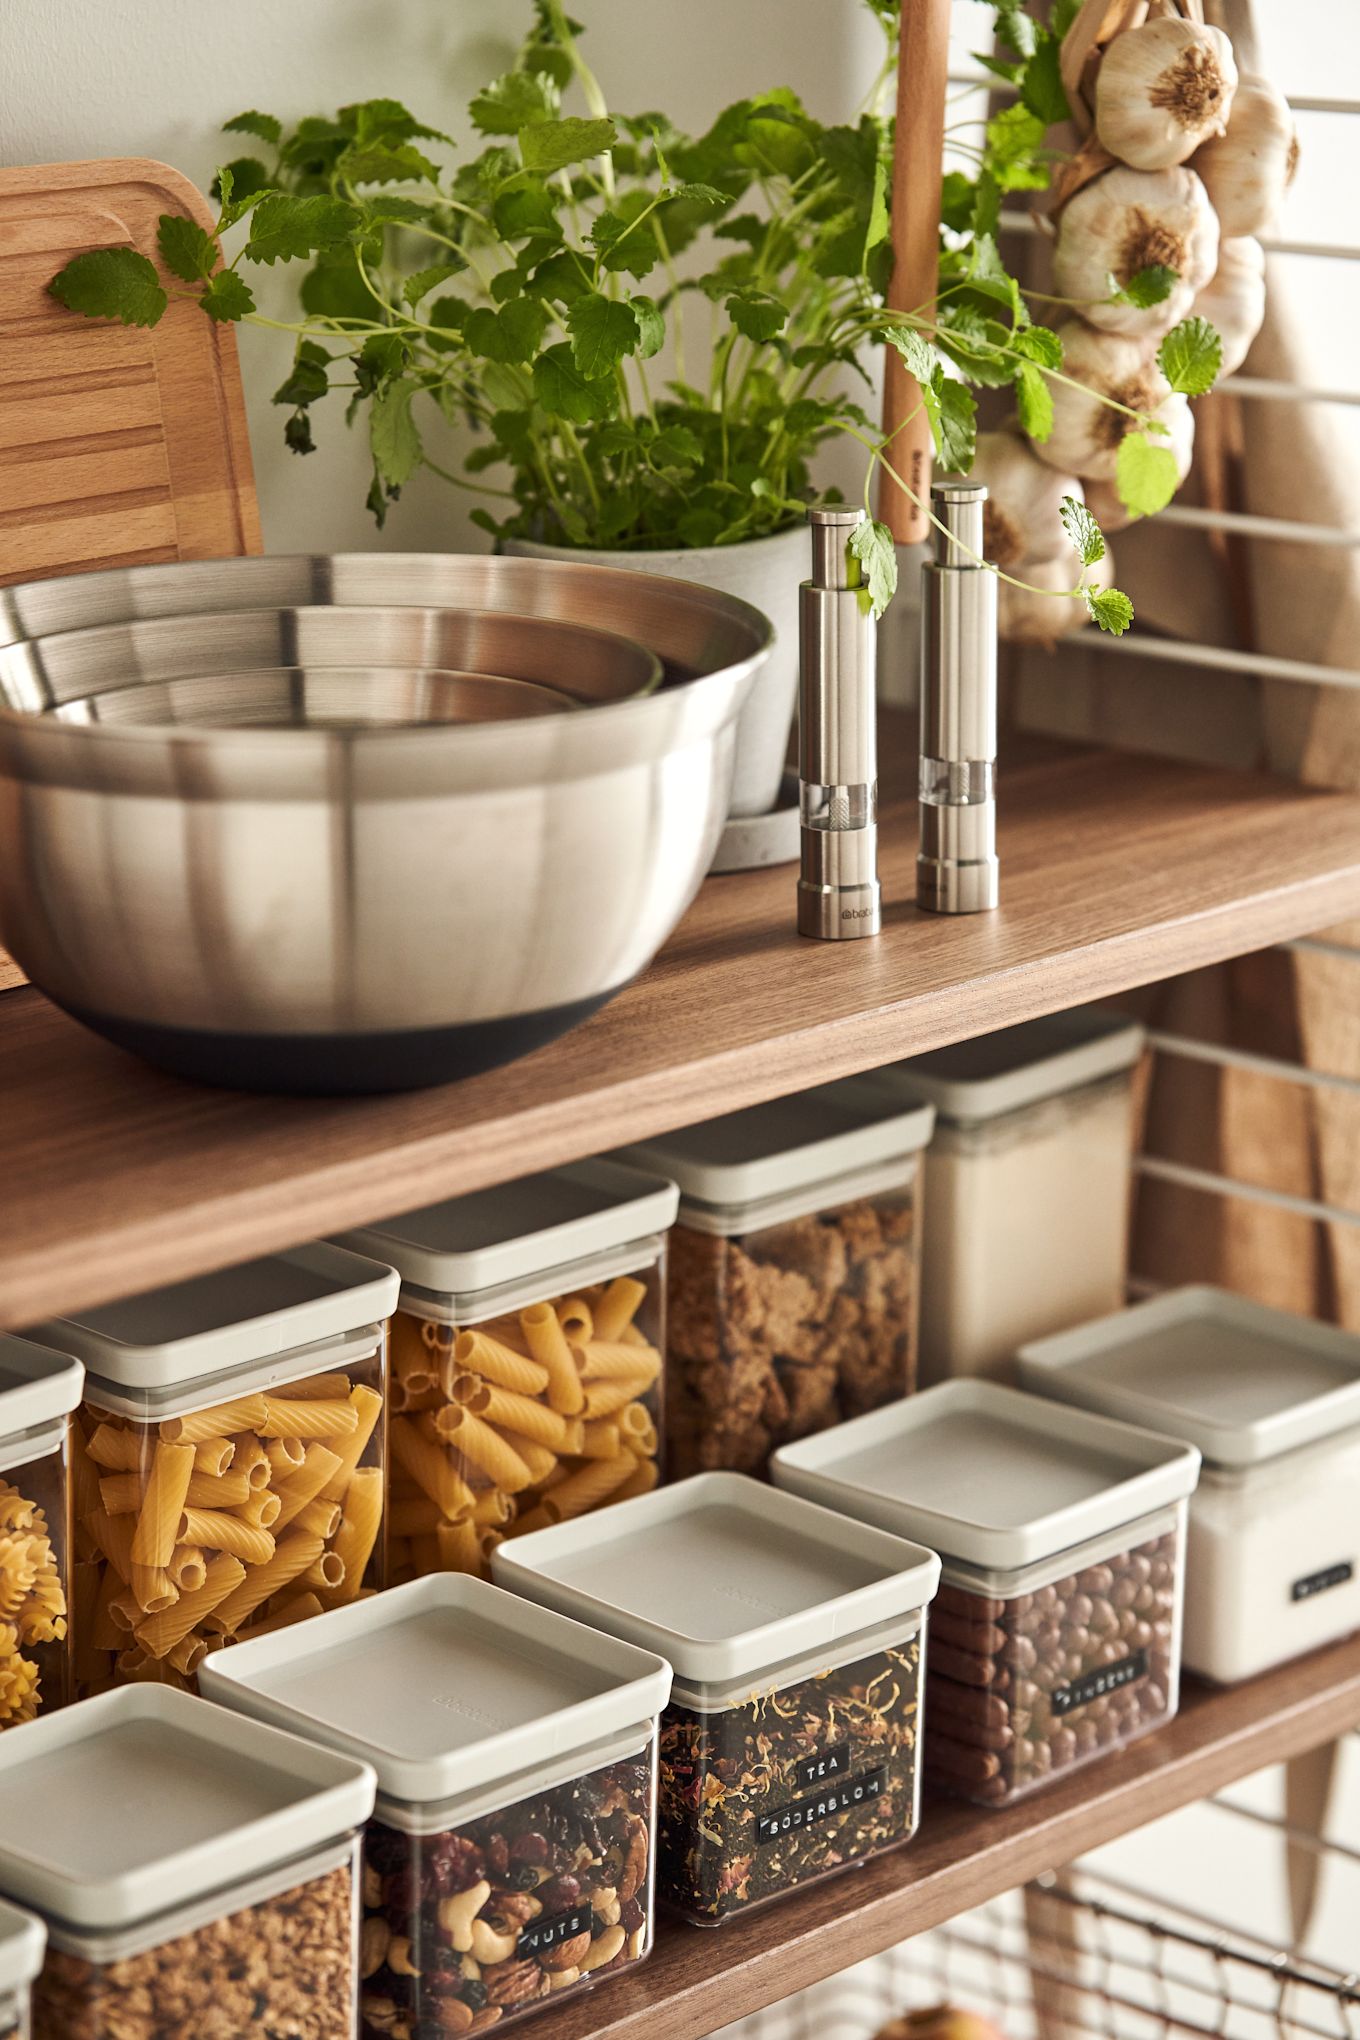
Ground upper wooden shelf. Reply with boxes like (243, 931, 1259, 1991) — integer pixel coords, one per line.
(4, 735, 1360, 1328)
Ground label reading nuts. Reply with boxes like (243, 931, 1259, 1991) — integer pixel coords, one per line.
(794, 1743, 852, 1791)
(756, 1766, 888, 1845)
(516, 1903, 592, 1961)
(1292, 1560, 1354, 1602)
(1051, 1648, 1150, 1717)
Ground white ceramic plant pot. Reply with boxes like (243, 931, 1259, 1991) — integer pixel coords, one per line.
(502, 526, 805, 818)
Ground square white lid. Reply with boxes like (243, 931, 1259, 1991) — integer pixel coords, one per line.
(0, 1686, 375, 1931)
(199, 1573, 672, 1806)
(331, 1159, 679, 1296)
(24, 1243, 399, 1391)
(0, 1896, 43, 1996)
(613, 1078, 935, 1211)
(491, 1471, 940, 1684)
(771, 1381, 1200, 1571)
(880, 1008, 1145, 1123)
(0, 1335, 83, 1439)
(1018, 1286, 1360, 1467)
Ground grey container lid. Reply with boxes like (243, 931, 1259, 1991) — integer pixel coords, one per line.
(332, 1159, 678, 1297)
(0, 1335, 83, 1439)
(771, 1380, 1200, 1572)
(199, 1572, 672, 1807)
(0, 1896, 44, 1997)
(879, 1008, 1145, 1124)
(0, 1685, 375, 1931)
(613, 1078, 935, 1211)
(491, 1471, 940, 1685)
(1018, 1285, 1360, 1469)
(24, 1243, 399, 1391)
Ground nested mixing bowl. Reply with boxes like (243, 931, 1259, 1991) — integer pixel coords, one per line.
(0, 554, 770, 1094)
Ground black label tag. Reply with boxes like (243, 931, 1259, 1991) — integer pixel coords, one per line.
(794, 1743, 852, 1791)
(756, 1766, 888, 1845)
(516, 1903, 592, 1960)
(1052, 1649, 1150, 1718)
(1292, 1560, 1354, 1603)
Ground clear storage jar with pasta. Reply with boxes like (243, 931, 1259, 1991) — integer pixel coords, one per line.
(25, 1245, 398, 1694)
(336, 1161, 678, 1582)
(0, 1897, 44, 2040)
(0, 1338, 83, 1731)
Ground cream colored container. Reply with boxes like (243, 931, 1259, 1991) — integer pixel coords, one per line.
(0, 1898, 43, 2040)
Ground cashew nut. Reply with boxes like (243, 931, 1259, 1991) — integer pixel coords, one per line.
(387, 1934, 420, 1977)
(438, 1879, 491, 1954)
(360, 1997, 398, 2034)
(627, 1927, 646, 1962)
(469, 1915, 520, 1965)
(547, 1967, 581, 1991)
(360, 1916, 390, 1979)
(579, 1924, 627, 1974)
(590, 1885, 618, 1915)
(362, 1862, 384, 1909)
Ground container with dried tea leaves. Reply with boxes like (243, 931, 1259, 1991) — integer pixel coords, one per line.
(0, 1338, 83, 1731)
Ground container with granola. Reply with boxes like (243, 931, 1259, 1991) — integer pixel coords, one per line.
(0, 1339, 83, 1731)
(494, 1472, 939, 1924)
(616, 1081, 934, 1478)
(201, 1571, 671, 2032)
(0, 1897, 44, 2040)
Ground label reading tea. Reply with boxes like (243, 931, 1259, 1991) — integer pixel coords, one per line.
(756, 1766, 888, 1845)
(1292, 1560, 1354, 1603)
(794, 1743, 852, 1791)
(517, 1903, 592, 1961)
(1051, 1649, 1150, 1718)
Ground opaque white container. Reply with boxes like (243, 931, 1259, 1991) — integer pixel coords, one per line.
(1020, 1287, 1360, 1683)
(0, 1898, 43, 2040)
(879, 1010, 1145, 1383)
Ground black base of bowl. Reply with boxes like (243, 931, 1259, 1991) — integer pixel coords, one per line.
(57, 991, 618, 1095)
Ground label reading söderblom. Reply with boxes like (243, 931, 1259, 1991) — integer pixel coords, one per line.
(756, 1767, 888, 1846)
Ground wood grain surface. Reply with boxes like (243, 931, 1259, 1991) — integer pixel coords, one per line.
(2, 734, 1360, 1329)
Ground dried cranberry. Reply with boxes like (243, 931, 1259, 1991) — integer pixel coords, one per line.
(484, 1833, 509, 1877)
(620, 1898, 645, 1935)
(509, 1831, 549, 1865)
(535, 1874, 582, 1913)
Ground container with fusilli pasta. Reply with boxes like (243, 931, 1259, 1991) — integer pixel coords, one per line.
(0, 1894, 45, 2039)
(0, 1338, 83, 1730)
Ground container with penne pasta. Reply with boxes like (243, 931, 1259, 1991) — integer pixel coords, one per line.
(0, 1896, 44, 2040)
(201, 1571, 672, 2034)
(494, 1472, 940, 1925)
(0, 1338, 84, 1733)
(0, 1684, 375, 2040)
(334, 1160, 678, 1583)
(25, 1244, 398, 1696)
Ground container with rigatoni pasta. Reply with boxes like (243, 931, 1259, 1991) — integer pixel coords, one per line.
(0, 1339, 84, 1731)
(24, 1245, 398, 1695)
(334, 1161, 678, 1582)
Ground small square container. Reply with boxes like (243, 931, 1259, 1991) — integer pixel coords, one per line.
(0, 1338, 83, 1730)
(1019, 1287, 1360, 1684)
(0, 1898, 44, 2040)
(494, 1471, 939, 1924)
(334, 1160, 678, 1580)
(879, 1010, 1145, 1384)
(25, 1243, 398, 1695)
(200, 1572, 671, 2034)
(772, 1382, 1200, 1808)
(615, 1080, 935, 1477)
(0, 1683, 374, 2040)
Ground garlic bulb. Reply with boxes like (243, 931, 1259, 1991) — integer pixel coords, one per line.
(1053, 166, 1219, 338)
(1030, 322, 1195, 485)
(1194, 73, 1299, 238)
(1095, 18, 1238, 171)
(1192, 236, 1266, 376)
(972, 428, 1082, 569)
(1078, 475, 1135, 536)
(999, 547, 1116, 649)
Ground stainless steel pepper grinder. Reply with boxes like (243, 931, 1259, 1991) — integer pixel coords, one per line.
(917, 479, 999, 914)
(797, 506, 881, 941)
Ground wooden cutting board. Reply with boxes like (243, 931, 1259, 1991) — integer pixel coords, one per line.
(0, 157, 261, 991)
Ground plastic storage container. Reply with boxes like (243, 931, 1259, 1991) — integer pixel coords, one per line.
(201, 1572, 671, 2034)
(494, 1470, 939, 1924)
(772, 1381, 1199, 1807)
(1019, 1286, 1360, 1683)
(0, 1683, 374, 2040)
(334, 1161, 677, 1579)
(0, 1338, 83, 1730)
(615, 1080, 935, 1477)
(26, 1244, 397, 1695)
(0, 1898, 43, 2040)
(878, 1010, 1145, 1384)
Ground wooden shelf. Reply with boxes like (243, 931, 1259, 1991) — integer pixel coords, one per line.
(4, 738, 1360, 1328)
(545, 1636, 1360, 2040)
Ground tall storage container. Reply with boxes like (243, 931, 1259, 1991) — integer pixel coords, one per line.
(0, 1898, 43, 2040)
(0, 1339, 82, 1729)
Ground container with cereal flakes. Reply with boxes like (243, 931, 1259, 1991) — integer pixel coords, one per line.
(333, 1161, 677, 1579)
(25, 1245, 398, 1694)
(494, 1472, 939, 1925)
(201, 1571, 671, 2034)
(614, 1080, 935, 1478)
(0, 1340, 83, 1732)
(0, 1683, 374, 2040)
(0, 1897, 44, 2040)
(773, 1382, 1199, 1808)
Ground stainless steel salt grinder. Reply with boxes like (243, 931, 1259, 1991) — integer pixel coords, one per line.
(917, 479, 999, 914)
(797, 506, 881, 941)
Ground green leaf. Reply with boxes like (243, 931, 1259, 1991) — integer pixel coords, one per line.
(649, 424, 704, 471)
(300, 247, 383, 321)
(568, 292, 639, 375)
(1020, 34, 1069, 127)
(359, 195, 435, 230)
(370, 382, 422, 487)
(272, 341, 330, 407)
(470, 70, 557, 136)
(337, 142, 439, 186)
(885, 324, 938, 386)
(1013, 362, 1053, 442)
(214, 160, 271, 228)
(1116, 431, 1182, 517)
(922, 375, 977, 473)
(283, 410, 315, 455)
(725, 289, 787, 341)
(589, 207, 659, 280)
(632, 295, 664, 358)
(1052, 0, 1081, 33)
(1060, 496, 1106, 568)
(465, 298, 549, 365)
(1158, 315, 1222, 397)
(493, 176, 562, 247)
(48, 247, 167, 327)
(245, 193, 362, 265)
(404, 263, 464, 307)
(223, 110, 282, 147)
(985, 103, 1049, 191)
(664, 180, 729, 209)
(157, 213, 215, 283)
(993, 1, 1036, 58)
(345, 96, 453, 148)
(1011, 323, 1063, 370)
(1086, 585, 1135, 635)
(1110, 263, 1179, 309)
(972, 169, 1001, 238)
(939, 171, 975, 235)
(520, 116, 616, 175)
(533, 341, 617, 422)
(848, 517, 898, 620)
(200, 269, 255, 321)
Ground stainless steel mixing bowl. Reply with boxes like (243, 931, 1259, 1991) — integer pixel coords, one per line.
(0, 554, 771, 1094)
(52, 668, 582, 730)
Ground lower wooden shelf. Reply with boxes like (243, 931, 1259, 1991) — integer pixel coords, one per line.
(545, 1633, 1360, 2040)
